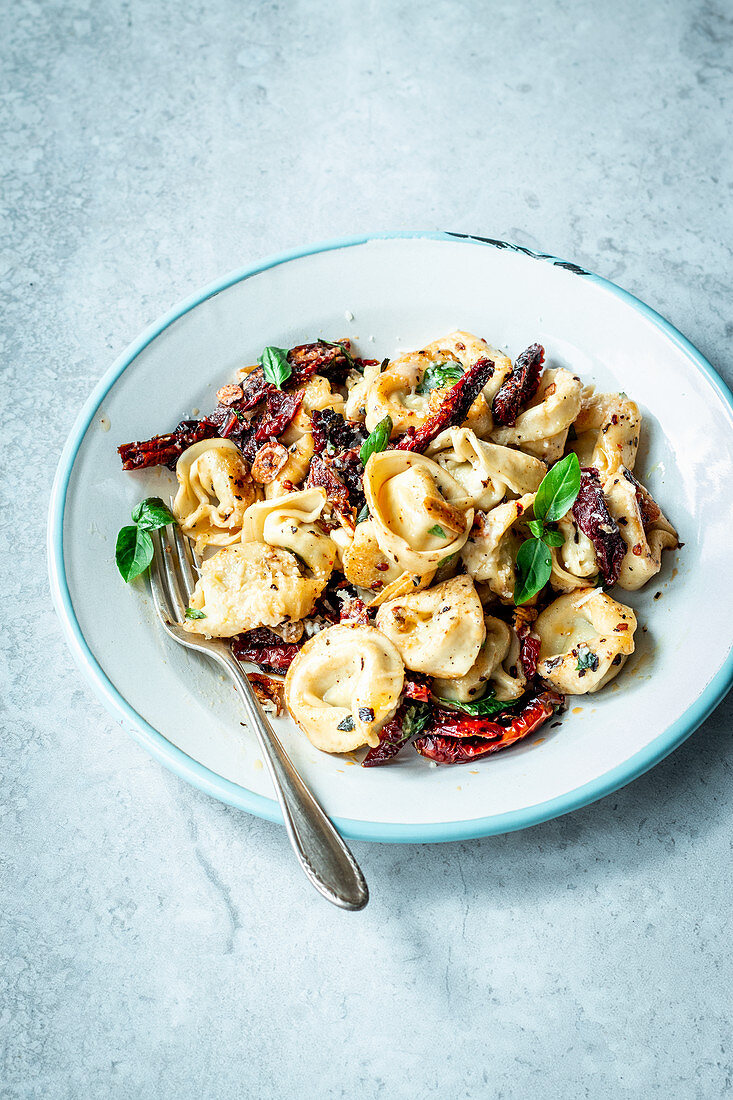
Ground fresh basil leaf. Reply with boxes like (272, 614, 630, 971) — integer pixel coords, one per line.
(132, 497, 176, 531)
(542, 527, 565, 548)
(359, 415, 393, 466)
(428, 524, 446, 538)
(258, 345, 292, 389)
(116, 525, 154, 583)
(356, 503, 370, 524)
(533, 452, 581, 523)
(527, 518, 545, 539)
(436, 692, 511, 717)
(416, 361, 465, 395)
(576, 643, 599, 672)
(185, 608, 207, 620)
(514, 537, 552, 605)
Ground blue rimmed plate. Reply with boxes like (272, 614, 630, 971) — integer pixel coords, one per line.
(47, 232, 733, 842)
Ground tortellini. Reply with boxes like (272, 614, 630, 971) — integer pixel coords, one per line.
(241, 488, 335, 581)
(364, 451, 474, 575)
(602, 468, 678, 590)
(263, 433, 315, 498)
(184, 544, 322, 638)
(284, 624, 404, 752)
(549, 511, 598, 592)
(173, 438, 258, 553)
(340, 518, 404, 591)
(345, 360, 381, 423)
(460, 494, 535, 601)
(535, 589, 637, 694)
(433, 614, 525, 702)
(572, 392, 641, 478)
(426, 427, 546, 510)
(491, 368, 583, 462)
(375, 575, 485, 678)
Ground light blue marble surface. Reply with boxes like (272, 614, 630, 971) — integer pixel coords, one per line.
(2, 1, 732, 1096)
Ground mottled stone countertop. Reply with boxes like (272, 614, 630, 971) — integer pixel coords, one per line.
(2, 1, 732, 1097)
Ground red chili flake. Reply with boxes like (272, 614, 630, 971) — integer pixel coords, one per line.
(375, 562, 389, 571)
(254, 389, 303, 442)
(491, 344, 545, 426)
(632, 543, 644, 556)
(394, 357, 496, 452)
(572, 467, 626, 586)
(413, 691, 562, 764)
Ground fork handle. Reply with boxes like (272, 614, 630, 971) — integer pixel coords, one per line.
(225, 657, 369, 911)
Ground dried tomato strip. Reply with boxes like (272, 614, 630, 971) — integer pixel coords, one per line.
(572, 467, 626, 586)
(412, 691, 561, 764)
(254, 390, 303, 442)
(393, 357, 496, 452)
(118, 418, 220, 471)
(491, 343, 545, 426)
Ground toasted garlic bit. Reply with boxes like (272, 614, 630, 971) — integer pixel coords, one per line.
(375, 575, 485, 679)
(173, 438, 259, 554)
(281, 374, 344, 445)
(341, 518, 403, 590)
(433, 615, 525, 702)
(427, 427, 546, 510)
(535, 589, 637, 694)
(491, 367, 583, 463)
(184, 544, 324, 638)
(284, 624, 404, 752)
(461, 493, 535, 601)
(251, 441, 289, 484)
(571, 392, 641, 478)
(364, 450, 473, 575)
(241, 488, 335, 580)
(549, 511, 598, 592)
(603, 469, 678, 590)
(264, 433, 315, 498)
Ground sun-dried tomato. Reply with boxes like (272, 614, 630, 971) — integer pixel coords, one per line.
(118, 418, 220, 471)
(519, 632, 541, 681)
(305, 453, 352, 515)
(572, 467, 626, 586)
(412, 690, 561, 764)
(403, 675, 431, 702)
(288, 340, 354, 386)
(232, 628, 301, 674)
(491, 343, 545, 426)
(362, 700, 430, 767)
(254, 389, 303, 442)
(394, 357, 495, 452)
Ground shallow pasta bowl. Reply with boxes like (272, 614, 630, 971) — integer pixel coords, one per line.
(47, 232, 733, 843)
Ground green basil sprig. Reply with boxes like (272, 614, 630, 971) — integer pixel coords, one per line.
(318, 338, 356, 370)
(436, 692, 512, 717)
(116, 497, 176, 583)
(360, 415, 393, 466)
(185, 608, 207, 621)
(416, 361, 464, 395)
(258, 345, 292, 389)
(514, 452, 581, 605)
(428, 524, 447, 538)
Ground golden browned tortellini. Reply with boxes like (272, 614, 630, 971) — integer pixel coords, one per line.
(460, 494, 535, 601)
(364, 451, 473, 575)
(602, 468, 679, 589)
(535, 589, 637, 694)
(284, 624, 404, 752)
(375, 575, 485, 678)
(364, 331, 510, 438)
(433, 614, 525, 702)
(184, 544, 322, 638)
(491, 368, 583, 462)
(426, 427, 546, 510)
(241, 488, 335, 581)
(281, 374, 344, 445)
(339, 518, 404, 590)
(549, 512, 598, 592)
(263, 434, 315, 498)
(571, 392, 641, 478)
(173, 438, 259, 554)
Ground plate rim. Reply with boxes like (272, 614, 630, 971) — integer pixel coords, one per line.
(47, 230, 733, 843)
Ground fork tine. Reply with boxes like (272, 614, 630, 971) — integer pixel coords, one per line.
(172, 522, 198, 601)
(158, 525, 188, 622)
(149, 530, 175, 623)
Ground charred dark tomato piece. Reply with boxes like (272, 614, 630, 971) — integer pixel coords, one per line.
(305, 453, 352, 516)
(232, 628, 302, 674)
(288, 340, 354, 386)
(519, 632, 541, 681)
(572, 467, 626, 586)
(491, 343, 545, 426)
(394, 357, 496, 452)
(412, 690, 561, 764)
(310, 408, 368, 455)
(362, 700, 430, 767)
(118, 418, 220, 471)
(254, 389, 304, 442)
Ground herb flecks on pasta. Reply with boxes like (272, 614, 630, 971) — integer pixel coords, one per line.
(118, 331, 679, 765)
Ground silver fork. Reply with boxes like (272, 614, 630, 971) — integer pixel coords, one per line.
(148, 524, 369, 911)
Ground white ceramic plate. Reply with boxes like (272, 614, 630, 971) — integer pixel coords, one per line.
(48, 232, 733, 842)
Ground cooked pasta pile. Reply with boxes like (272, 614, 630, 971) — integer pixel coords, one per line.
(119, 332, 678, 766)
